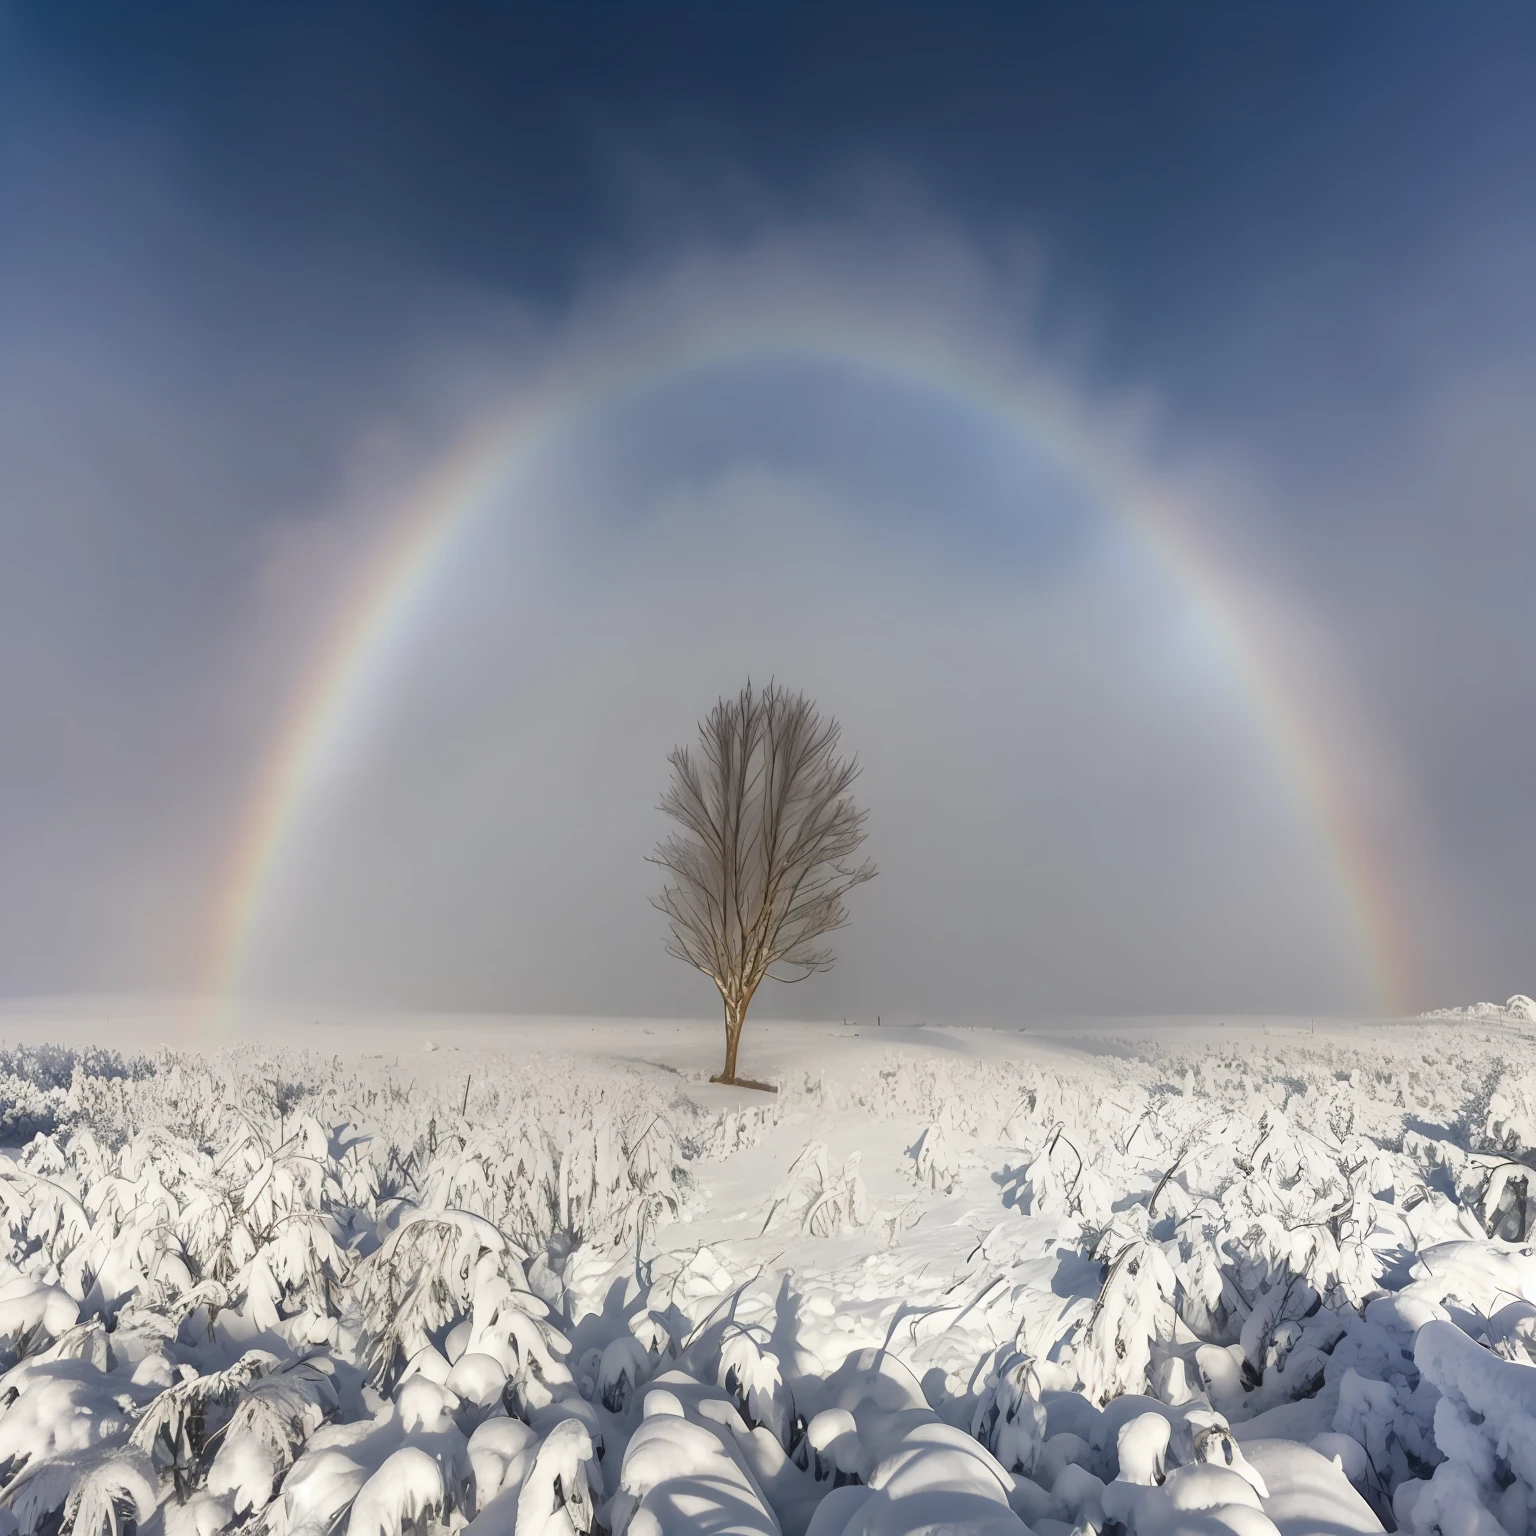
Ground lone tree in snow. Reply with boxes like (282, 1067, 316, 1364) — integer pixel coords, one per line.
(651, 681, 876, 1088)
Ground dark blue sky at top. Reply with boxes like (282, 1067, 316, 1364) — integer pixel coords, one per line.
(1, 2, 1534, 1012)
(9, 2, 1535, 459)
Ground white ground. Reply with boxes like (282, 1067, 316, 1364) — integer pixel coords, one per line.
(0, 1001, 1531, 1535)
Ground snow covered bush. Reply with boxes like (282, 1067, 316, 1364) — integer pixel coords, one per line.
(777, 1141, 870, 1237)
(971, 1350, 1047, 1475)
(1077, 1220, 1179, 1406)
(1393, 1317, 1536, 1535)
(717, 1329, 796, 1449)
(908, 1124, 962, 1194)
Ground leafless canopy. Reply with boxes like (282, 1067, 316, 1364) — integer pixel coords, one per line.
(651, 681, 875, 1084)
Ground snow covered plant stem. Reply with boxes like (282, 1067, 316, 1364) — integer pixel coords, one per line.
(650, 681, 876, 1088)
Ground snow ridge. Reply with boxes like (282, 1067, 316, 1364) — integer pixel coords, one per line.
(1420, 993, 1536, 1024)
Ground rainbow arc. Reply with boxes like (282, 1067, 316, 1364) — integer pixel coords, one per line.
(202, 320, 1417, 1024)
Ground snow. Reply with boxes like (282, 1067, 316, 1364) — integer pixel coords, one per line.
(1421, 994, 1536, 1024)
(0, 1002, 1530, 1533)
(1235, 1440, 1383, 1534)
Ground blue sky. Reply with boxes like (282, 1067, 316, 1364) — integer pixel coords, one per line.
(1, 4, 1533, 1015)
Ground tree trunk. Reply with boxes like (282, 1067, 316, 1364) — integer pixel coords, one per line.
(717, 997, 744, 1084)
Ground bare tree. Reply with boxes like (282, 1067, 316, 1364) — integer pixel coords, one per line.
(651, 681, 876, 1087)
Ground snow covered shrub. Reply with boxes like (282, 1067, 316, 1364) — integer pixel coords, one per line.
(970, 1350, 1047, 1475)
(346, 1210, 554, 1392)
(0, 1442, 156, 1536)
(1471, 1158, 1532, 1241)
(909, 1124, 962, 1194)
(398, 1095, 687, 1264)
(132, 1350, 336, 1507)
(612, 1394, 777, 1536)
(1013, 1123, 1111, 1224)
(1219, 1109, 1383, 1304)
(1094, 1407, 1380, 1536)
(596, 1334, 651, 1413)
(0, 1047, 154, 1148)
(509, 1418, 599, 1535)
(0, 1080, 70, 1150)
(629, 1312, 674, 1366)
(717, 1329, 796, 1449)
(1395, 1319, 1536, 1536)
(346, 1445, 460, 1536)
(0, 1282, 80, 1371)
(1484, 1065, 1536, 1155)
(1164, 1204, 1241, 1341)
(782, 1142, 870, 1236)
(687, 1101, 782, 1166)
(1077, 1222, 1179, 1405)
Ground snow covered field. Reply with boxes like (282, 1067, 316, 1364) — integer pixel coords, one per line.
(0, 1004, 1532, 1535)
